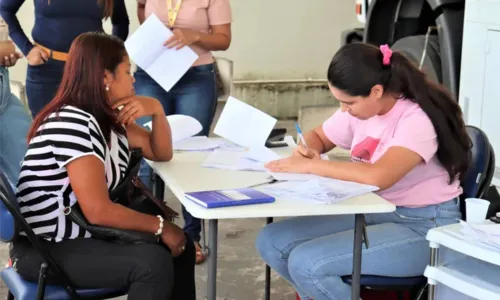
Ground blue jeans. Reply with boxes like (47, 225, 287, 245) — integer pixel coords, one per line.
(26, 59, 65, 117)
(0, 67, 32, 187)
(256, 199, 462, 300)
(134, 63, 218, 242)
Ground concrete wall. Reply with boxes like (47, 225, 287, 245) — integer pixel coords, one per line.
(7, 0, 360, 117)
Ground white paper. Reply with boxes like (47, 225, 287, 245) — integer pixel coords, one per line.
(125, 14, 198, 92)
(173, 136, 219, 151)
(245, 147, 282, 163)
(214, 97, 277, 148)
(211, 138, 248, 152)
(201, 149, 266, 172)
(262, 179, 379, 204)
(144, 114, 202, 143)
(459, 220, 500, 251)
(267, 171, 327, 181)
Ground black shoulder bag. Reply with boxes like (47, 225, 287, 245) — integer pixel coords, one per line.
(65, 148, 178, 244)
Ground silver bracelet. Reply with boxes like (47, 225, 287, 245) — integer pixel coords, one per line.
(155, 215, 164, 236)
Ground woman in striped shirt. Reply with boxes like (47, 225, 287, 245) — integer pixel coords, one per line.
(11, 32, 196, 299)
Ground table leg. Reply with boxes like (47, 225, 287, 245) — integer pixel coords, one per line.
(264, 217, 274, 300)
(207, 219, 218, 300)
(351, 214, 364, 300)
(201, 219, 208, 254)
(427, 243, 439, 300)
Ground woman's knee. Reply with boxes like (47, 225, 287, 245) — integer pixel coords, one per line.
(132, 244, 174, 283)
(287, 244, 314, 284)
(255, 224, 282, 261)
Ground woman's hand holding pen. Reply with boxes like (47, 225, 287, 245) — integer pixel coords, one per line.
(293, 144, 321, 160)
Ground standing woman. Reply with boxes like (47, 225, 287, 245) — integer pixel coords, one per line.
(0, 0, 129, 117)
(135, 0, 232, 264)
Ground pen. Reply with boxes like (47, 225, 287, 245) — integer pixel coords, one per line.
(294, 122, 308, 149)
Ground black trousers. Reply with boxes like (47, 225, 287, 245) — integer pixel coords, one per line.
(11, 236, 196, 300)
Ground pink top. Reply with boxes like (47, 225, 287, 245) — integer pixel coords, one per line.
(137, 0, 232, 66)
(322, 98, 462, 207)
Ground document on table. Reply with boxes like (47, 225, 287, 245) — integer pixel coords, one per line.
(125, 14, 198, 92)
(211, 138, 248, 152)
(173, 136, 219, 151)
(262, 179, 379, 204)
(201, 149, 267, 172)
(144, 114, 202, 143)
(458, 220, 500, 251)
(245, 146, 282, 163)
(213, 97, 277, 148)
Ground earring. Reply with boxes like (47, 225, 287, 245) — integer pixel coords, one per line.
(105, 84, 110, 91)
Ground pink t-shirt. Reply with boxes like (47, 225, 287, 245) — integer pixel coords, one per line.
(322, 98, 462, 207)
(138, 0, 232, 66)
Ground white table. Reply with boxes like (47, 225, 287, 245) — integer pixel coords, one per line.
(424, 223, 500, 299)
(148, 147, 395, 300)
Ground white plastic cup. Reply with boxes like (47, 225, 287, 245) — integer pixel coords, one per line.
(465, 198, 490, 223)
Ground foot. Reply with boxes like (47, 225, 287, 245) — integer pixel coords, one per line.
(194, 241, 207, 264)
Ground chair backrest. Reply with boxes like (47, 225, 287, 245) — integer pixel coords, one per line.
(214, 56, 233, 101)
(0, 171, 19, 243)
(459, 125, 495, 216)
(0, 171, 81, 297)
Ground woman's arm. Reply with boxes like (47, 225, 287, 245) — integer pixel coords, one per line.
(66, 155, 186, 256)
(137, 2, 146, 24)
(114, 96, 173, 162)
(193, 24, 231, 51)
(166, 24, 231, 51)
(308, 147, 423, 190)
(67, 155, 163, 232)
(302, 126, 336, 154)
(111, 0, 129, 41)
(165, 0, 232, 51)
(0, 0, 33, 55)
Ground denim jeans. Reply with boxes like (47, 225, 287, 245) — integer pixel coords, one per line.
(256, 199, 462, 300)
(26, 59, 65, 117)
(0, 67, 32, 187)
(134, 63, 218, 242)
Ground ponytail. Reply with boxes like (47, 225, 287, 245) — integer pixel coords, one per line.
(327, 43, 471, 183)
(388, 51, 471, 183)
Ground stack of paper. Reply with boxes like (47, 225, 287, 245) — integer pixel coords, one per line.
(211, 138, 247, 152)
(201, 150, 267, 172)
(172, 136, 219, 151)
(261, 179, 379, 204)
(459, 220, 500, 251)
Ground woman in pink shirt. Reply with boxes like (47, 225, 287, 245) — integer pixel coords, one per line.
(135, 0, 232, 264)
(256, 43, 471, 300)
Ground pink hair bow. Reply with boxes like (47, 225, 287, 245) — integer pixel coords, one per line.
(380, 44, 393, 65)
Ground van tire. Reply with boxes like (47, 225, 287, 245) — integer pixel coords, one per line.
(391, 35, 442, 84)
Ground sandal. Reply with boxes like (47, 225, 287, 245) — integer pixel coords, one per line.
(194, 241, 207, 264)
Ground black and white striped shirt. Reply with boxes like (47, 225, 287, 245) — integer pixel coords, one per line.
(16, 106, 130, 242)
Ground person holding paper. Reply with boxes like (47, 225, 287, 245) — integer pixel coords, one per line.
(135, 0, 232, 264)
(0, 18, 31, 188)
(0, 0, 130, 117)
(10, 32, 196, 300)
(256, 43, 471, 300)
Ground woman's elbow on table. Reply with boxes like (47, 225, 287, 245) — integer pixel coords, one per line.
(155, 150, 173, 162)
